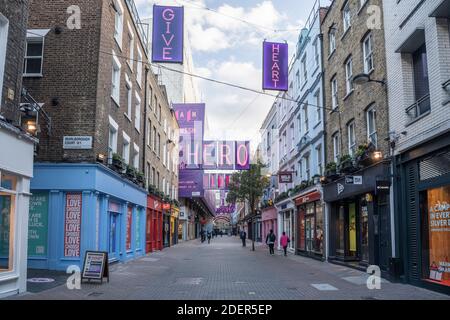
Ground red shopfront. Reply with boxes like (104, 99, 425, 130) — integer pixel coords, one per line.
(295, 190, 324, 260)
(146, 195, 163, 253)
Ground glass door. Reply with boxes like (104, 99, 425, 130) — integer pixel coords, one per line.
(108, 212, 120, 261)
(336, 205, 345, 256)
(349, 203, 357, 258)
(360, 202, 369, 262)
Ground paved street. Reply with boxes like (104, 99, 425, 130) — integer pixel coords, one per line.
(10, 237, 450, 300)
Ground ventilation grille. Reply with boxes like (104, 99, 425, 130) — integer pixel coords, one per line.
(419, 150, 450, 181)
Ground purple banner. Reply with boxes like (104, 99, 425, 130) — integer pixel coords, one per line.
(174, 103, 205, 170)
(179, 170, 204, 198)
(217, 141, 235, 170)
(202, 140, 217, 170)
(235, 141, 250, 170)
(152, 5, 184, 63)
(263, 41, 288, 91)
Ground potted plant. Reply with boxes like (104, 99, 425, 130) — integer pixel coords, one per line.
(112, 153, 125, 172)
(136, 171, 145, 186)
(338, 155, 355, 174)
(148, 184, 156, 195)
(126, 165, 137, 181)
(325, 162, 337, 177)
(355, 143, 376, 167)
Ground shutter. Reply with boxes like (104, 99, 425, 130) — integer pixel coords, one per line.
(406, 164, 419, 281)
(419, 150, 450, 181)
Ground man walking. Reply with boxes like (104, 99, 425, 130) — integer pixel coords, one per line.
(240, 230, 247, 247)
(265, 229, 276, 255)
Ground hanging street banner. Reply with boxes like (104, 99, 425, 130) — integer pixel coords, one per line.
(263, 41, 289, 91)
(174, 103, 205, 170)
(179, 170, 204, 198)
(202, 141, 251, 170)
(152, 5, 184, 63)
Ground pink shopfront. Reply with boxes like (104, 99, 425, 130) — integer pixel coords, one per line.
(261, 207, 278, 241)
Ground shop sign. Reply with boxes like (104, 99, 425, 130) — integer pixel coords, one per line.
(345, 176, 363, 185)
(337, 183, 345, 195)
(295, 191, 321, 206)
(126, 206, 132, 251)
(63, 136, 92, 149)
(163, 203, 171, 210)
(28, 192, 49, 257)
(152, 5, 184, 63)
(376, 180, 391, 194)
(279, 172, 293, 183)
(64, 193, 82, 257)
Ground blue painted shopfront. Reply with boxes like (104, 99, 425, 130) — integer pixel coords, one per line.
(28, 163, 147, 271)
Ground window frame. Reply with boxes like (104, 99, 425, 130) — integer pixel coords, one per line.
(122, 131, 131, 165)
(23, 36, 44, 77)
(331, 76, 338, 109)
(111, 51, 121, 106)
(345, 56, 354, 95)
(347, 120, 356, 156)
(134, 92, 141, 132)
(127, 21, 135, 72)
(333, 132, 341, 162)
(342, 1, 352, 33)
(125, 74, 132, 120)
(363, 33, 374, 74)
(366, 105, 377, 148)
(0, 14, 8, 100)
(113, 0, 124, 50)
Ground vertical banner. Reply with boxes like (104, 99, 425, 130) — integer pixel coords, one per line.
(152, 5, 184, 63)
(173, 103, 205, 170)
(235, 141, 250, 170)
(64, 193, 82, 257)
(28, 193, 49, 257)
(126, 206, 132, 251)
(263, 41, 289, 91)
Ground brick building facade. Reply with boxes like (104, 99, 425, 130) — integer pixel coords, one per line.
(0, 0, 36, 297)
(321, 0, 393, 275)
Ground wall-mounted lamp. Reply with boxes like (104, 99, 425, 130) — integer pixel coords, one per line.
(372, 151, 383, 161)
(353, 73, 386, 85)
(97, 153, 106, 163)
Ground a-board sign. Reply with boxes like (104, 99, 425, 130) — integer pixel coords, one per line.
(81, 251, 109, 283)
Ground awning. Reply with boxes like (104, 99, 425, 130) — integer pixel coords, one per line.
(27, 29, 51, 38)
(429, 0, 450, 18)
(395, 28, 425, 53)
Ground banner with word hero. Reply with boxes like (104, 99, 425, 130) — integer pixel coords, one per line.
(152, 5, 184, 63)
(262, 41, 288, 91)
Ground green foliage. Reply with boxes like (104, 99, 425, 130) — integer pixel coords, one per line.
(226, 162, 269, 215)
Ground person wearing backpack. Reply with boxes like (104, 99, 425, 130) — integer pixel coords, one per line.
(280, 231, 290, 256)
(265, 229, 276, 255)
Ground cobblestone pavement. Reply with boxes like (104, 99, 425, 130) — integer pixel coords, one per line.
(10, 237, 450, 300)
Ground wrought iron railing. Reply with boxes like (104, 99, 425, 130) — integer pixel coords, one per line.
(405, 94, 430, 121)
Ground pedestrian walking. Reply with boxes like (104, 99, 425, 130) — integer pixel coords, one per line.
(280, 232, 290, 256)
(240, 230, 247, 247)
(265, 229, 276, 255)
(207, 231, 212, 244)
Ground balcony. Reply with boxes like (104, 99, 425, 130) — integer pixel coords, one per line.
(405, 94, 430, 125)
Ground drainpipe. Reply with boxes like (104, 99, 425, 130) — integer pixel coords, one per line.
(143, 65, 149, 187)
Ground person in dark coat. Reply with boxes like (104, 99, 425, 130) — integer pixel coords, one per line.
(265, 229, 276, 255)
(240, 230, 247, 247)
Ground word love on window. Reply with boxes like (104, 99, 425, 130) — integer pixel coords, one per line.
(263, 41, 288, 91)
(152, 5, 184, 63)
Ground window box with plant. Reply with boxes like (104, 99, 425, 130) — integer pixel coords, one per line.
(126, 165, 137, 182)
(325, 162, 337, 177)
(355, 143, 375, 168)
(312, 174, 321, 185)
(112, 153, 126, 172)
(338, 154, 356, 174)
(136, 171, 145, 186)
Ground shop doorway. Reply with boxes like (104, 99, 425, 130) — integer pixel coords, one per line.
(108, 212, 120, 262)
(334, 201, 360, 261)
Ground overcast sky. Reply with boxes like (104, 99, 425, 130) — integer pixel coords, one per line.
(135, 0, 330, 149)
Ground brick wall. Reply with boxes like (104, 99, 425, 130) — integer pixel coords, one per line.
(0, 0, 29, 125)
(322, 0, 390, 164)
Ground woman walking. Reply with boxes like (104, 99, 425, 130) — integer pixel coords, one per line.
(280, 232, 290, 256)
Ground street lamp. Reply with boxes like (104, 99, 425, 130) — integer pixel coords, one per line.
(352, 73, 386, 85)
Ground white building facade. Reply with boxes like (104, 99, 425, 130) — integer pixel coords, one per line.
(383, 0, 450, 292)
(273, 2, 327, 257)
